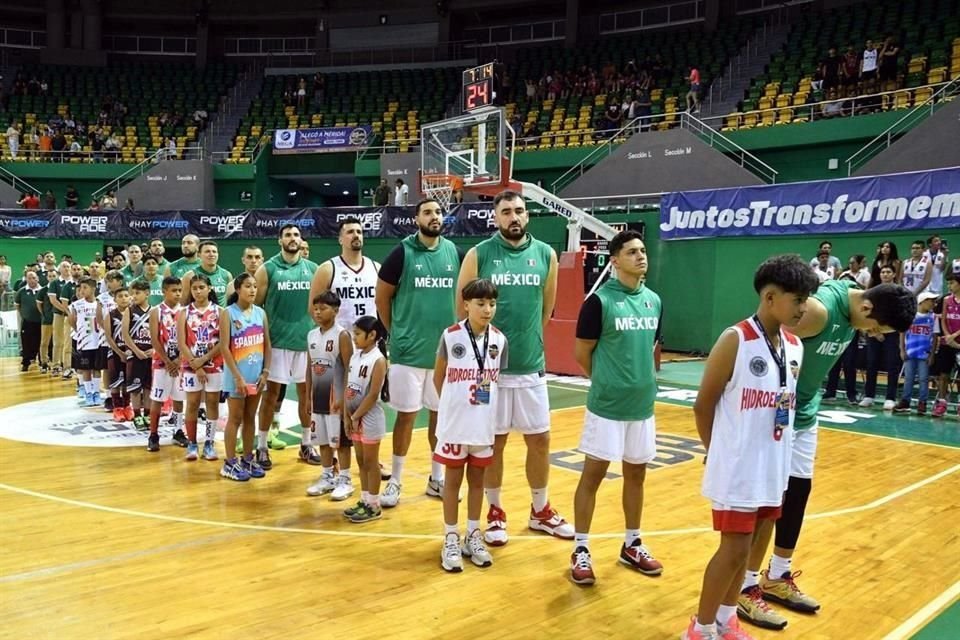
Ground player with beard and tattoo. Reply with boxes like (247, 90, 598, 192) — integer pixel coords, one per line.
(166, 234, 202, 280)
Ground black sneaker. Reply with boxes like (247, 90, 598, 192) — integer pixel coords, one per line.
(198, 407, 207, 422)
(20, 363, 29, 372)
(298, 445, 323, 465)
(40, 365, 49, 374)
(171, 429, 190, 447)
(147, 433, 160, 452)
(256, 448, 273, 470)
(103, 396, 114, 411)
(893, 399, 912, 414)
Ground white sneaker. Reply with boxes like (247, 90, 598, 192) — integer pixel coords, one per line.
(858, 397, 875, 407)
(425, 475, 443, 498)
(306, 471, 336, 497)
(883, 399, 896, 411)
(484, 505, 509, 546)
(461, 529, 493, 568)
(380, 478, 401, 508)
(330, 475, 355, 501)
(441, 533, 463, 573)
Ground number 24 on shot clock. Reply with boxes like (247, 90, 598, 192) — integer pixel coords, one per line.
(463, 62, 495, 113)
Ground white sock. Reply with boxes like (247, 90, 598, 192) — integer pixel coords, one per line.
(574, 532, 590, 550)
(301, 428, 311, 445)
(85, 380, 96, 394)
(769, 554, 792, 579)
(531, 487, 548, 512)
(339, 468, 352, 480)
(716, 604, 737, 626)
(257, 431, 268, 449)
(694, 620, 716, 634)
(624, 528, 641, 547)
(430, 460, 444, 483)
(391, 455, 405, 484)
(204, 419, 214, 441)
(174, 412, 184, 430)
(485, 487, 502, 508)
(367, 493, 380, 508)
(444, 523, 458, 536)
(742, 570, 761, 591)
(466, 519, 479, 535)
(361, 490, 369, 503)
(321, 465, 333, 477)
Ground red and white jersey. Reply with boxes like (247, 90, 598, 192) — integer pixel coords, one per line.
(70, 298, 102, 350)
(435, 320, 509, 446)
(902, 256, 930, 294)
(181, 302, 223, 372)
(702, 317, 803, 509)
(153, 302, 181, 370)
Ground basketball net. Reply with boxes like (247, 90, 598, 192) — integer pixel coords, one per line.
(422, 174, 457, 212)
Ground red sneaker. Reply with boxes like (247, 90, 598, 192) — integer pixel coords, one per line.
(112, 407, 126, 422)
(570, 546, 596, 585)
(124, 405, 135, 421)
(681, 617, 720, 640)
(528, 502, 574, 539)
(618, 539, 663, 575)
(484, 505, 508, 546)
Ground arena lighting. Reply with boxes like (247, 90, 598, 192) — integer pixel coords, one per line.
(342, 190, 350, 195)
(379, 15, 388, 25)
(323, 182, 331, 186)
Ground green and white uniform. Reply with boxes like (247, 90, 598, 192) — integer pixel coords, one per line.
(576, 277, 661, 463)
(262, 253, 318, 383)
(167, 257, 200, 280)
(474, 232, 554, 434)
(191, 265, 232, 303)
(792, 279, 857, 478)
(119, 263, 144, 285)
(135, 273, 165, 306)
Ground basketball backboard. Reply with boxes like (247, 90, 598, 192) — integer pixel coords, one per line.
(420, 107, 515, 199)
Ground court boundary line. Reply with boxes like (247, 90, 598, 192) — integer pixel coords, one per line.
(881, 579, 960, 640)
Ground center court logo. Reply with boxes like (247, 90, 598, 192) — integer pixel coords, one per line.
(0, 397, 188, 448)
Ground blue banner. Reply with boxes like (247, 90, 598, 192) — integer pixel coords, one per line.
(272, 126, 373, 154)
(659, 167, 960, 240)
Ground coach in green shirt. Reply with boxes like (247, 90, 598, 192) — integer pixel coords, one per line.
(15, 271, 44, 371)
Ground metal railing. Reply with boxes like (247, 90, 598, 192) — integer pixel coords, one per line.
(698, 81, 954, 130)
(681, 111, 778, 182)
(91, 146, 204, 200)
(0, 165, 40, 195)
(598, 0, 705, 34)
(550, 116, 649, 193)
(209, 136, 271, 164)
(2, 147, 202, 164)
(245, 41, 474, 68)
(464, 19, 566, 48)
(845, 77, 960, 176)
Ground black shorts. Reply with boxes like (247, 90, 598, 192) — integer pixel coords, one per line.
(75, 348, 106, 371)
(842, 74, 858, 86)
(107, 353, 126, 390)
(931, 345, 959, 376)
(861, 69, 878, 82)
(339, 418, 352, 448)
(125, 357, 153, 393)
(879, 63, 896, 82)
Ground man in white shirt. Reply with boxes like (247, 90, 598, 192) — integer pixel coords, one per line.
(394, 178, 409, 206)
(813, 251, 835, 283)
(924, 235, 949, 295)
(902, 240, 932, 295)
(808, 240, 843, 273)
(6, 123, 19, 159)
(838, 254, 871, 289)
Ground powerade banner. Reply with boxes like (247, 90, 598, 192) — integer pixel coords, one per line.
(659, 167, 960, 240)
(0, 204, 497, 240)
(272, 126, 373, 154)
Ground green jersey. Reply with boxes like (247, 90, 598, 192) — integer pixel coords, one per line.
(263, 253, 318, 350)
(48, 278, 65, 315)
(15, 286, 44, 323)
(386, 234, 461, 368)
(193, 265, 233, 303)
(582, 278, 661, 421)
(795, 279, 858, 430)
(38, 286, 55, 324)
(59, 280, 77, 308)
(474, 233, 553, 375)
(136, 274, 165, 306)
(167, 257, 200, 280)
(120, 263, 144, 284)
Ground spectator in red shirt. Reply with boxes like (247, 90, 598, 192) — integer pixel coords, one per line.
(17, 192, 40, 209)
(686, 66, 701, 113)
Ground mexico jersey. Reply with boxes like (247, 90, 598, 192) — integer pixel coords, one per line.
(153, 302, 181, 370)
(182, 302, 223, 372)
(308, 323, 346, 413)
(902, 256, 930, 294)
(345, 348, 386, 431)
(71, 299, 102, 351)
(436, 320, 509, 445)
(329, 256, 378, 328)
(128, 304, 153, 353)
(702, 317, 804, 508)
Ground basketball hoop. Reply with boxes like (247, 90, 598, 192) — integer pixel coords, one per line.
(421, 174, 462, 211)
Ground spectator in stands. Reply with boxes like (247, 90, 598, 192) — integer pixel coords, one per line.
(166, 137, 177, 160)
(90, 129, 104, 163)
(65, 185, 80, 209)
(43, 190, 56, 209)
(39, 79, 48, 96)
(193, 109, 208, 131)
(816, 47, 841, 93)
(98, 108, 110, 127)
(6, 122, 19, 159)
(297, 77, 307, 108)
(840, 254, 872, 288)
(283, 88, 295, 108)
(27, 77, 40, 96)
(374, 179, 391, 206)
(841, 46, 860, 97)
(112, 100, 127, 127)
(635, 88, 653, 131)
(38, 126, 52, 159)
(89, 199, 101, 211)
(859, 39, 881, 112)
(394, 178, 409, 206)
(600, 101, 623, 136)
(18, 192, 40, 209)
(100, 191, 118, 210)
(686, 65, 701, 113)
(123, 198, 135, 212)
(878, 36, 900, 92)
(821, 88, 845, 118)
(312, 72, 325, 106)
(52, 129, 67, 162)
(104, 132, 121, 162)
(0, 255, 10, 294)
(870, 241, 902, 287)
(651, 54, 667, 86)
(813, 250, 836, 282)
(69, 137, 82, 159)
(64, 111, 76, 133)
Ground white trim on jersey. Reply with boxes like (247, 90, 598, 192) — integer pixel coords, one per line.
(903, 256, 929, 294)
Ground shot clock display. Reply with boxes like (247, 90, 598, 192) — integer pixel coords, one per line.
(462, 62, 495, 113)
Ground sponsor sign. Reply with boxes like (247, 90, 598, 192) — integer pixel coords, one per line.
(272, 126, 373, 154)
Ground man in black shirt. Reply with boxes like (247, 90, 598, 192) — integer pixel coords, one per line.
(65, 184, 79, 208)
(819, 47, 841, 92)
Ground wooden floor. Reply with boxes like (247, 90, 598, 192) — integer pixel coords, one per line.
(1, 359, 959, 640)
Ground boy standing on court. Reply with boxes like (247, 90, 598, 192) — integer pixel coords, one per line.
(69, 277, 105, 407)
(682, 255, 818, 640)
(434, 278, 508, 573)
(569, 230, 663, 585)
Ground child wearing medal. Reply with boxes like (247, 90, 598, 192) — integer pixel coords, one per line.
(682, 255, 818, 640)
(433, 278, 508, 573)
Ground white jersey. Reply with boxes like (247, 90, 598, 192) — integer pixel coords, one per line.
(862, 48, 878, 72)
(902, 256, 930, 294)
(345, 347, 386, 433)
(328, 256, 379, 328)
(307, 323, 346, 413)
(97, 290, 117, 346)
(70, 298, 103, 351)
(924, 249, 947, 294)
(702, 317, 803, 508)
(436, 320, 509, 446)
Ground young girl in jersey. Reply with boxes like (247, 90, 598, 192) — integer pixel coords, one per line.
(123, 280, 155, 429)
(104, 285, 132, 421)
(434, 278, 507, 573)
(147, 276, 188, 452)
(342, 315, 388, 523)
(682, 256, 819, 640)
(219, 273, 271, 481)
(177, 274, 223, 462)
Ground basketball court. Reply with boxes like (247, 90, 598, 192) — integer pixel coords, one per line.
(1, 353, 957, 639)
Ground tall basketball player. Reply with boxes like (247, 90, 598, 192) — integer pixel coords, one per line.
(376, 199, 463, 507)
(255, 224, 318, 469)
(455, 190, 572, 545)
(165, 234, 201, 280)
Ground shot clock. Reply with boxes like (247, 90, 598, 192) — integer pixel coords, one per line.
(462, 62, 495, 113)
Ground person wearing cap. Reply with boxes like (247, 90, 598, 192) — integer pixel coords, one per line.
(895, 291, 939, 415)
